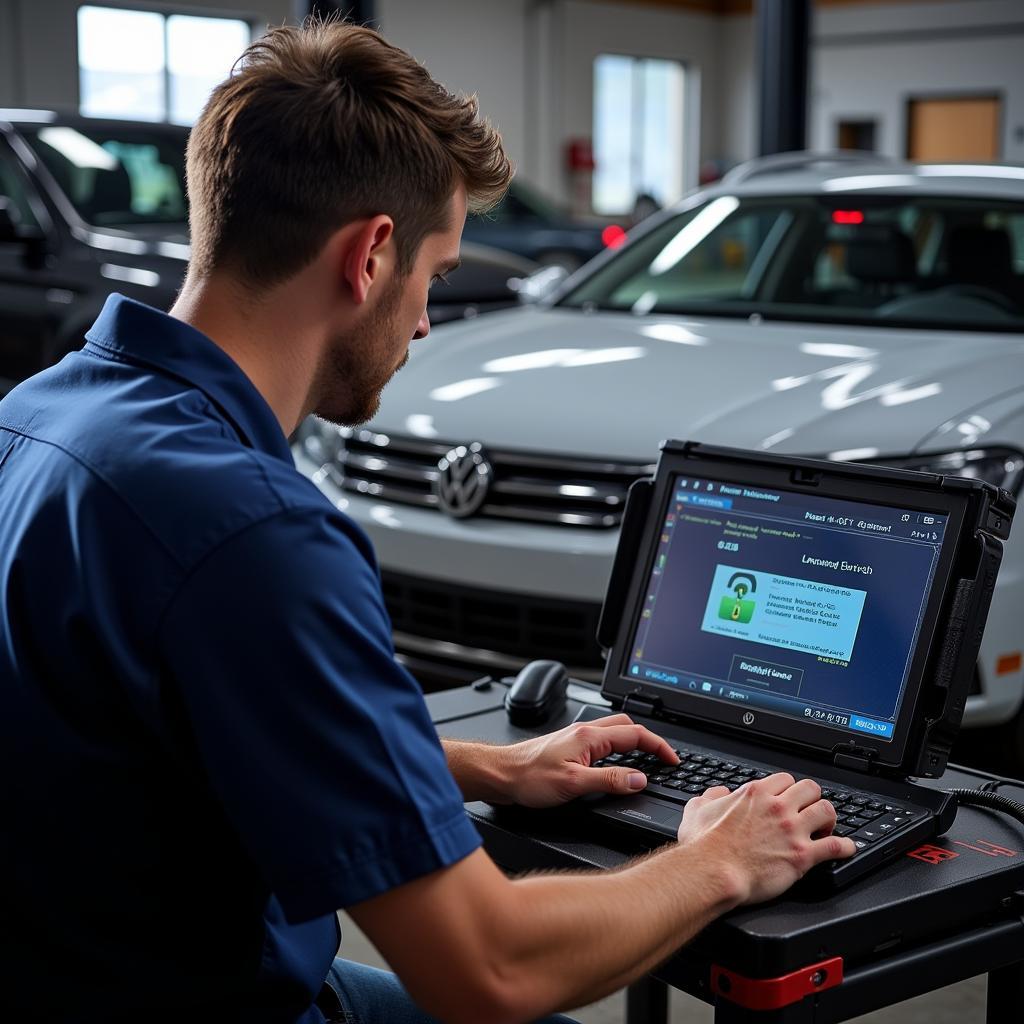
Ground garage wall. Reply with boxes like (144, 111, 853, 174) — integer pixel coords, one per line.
(378, 0, 720, 204)
(0, 0, 735, 207)
(4, 0, 1021, 210)
(717, 11, 756, 168)
(0, 0, 291, 110)
(810, 0, 1024, 162)
(379, 0, 726, 205)
(380, 0, 1024, 195)
(375, 0, 529, 191)
(557, 0, 720, 200)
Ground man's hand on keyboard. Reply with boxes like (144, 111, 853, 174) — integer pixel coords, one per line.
(678, 774, 858, 904)
(502, 713, 679, 808)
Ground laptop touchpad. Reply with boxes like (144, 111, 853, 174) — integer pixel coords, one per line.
(595, 795, 681, 835)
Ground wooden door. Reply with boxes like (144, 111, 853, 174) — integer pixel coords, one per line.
(907, 97, 1001, 161)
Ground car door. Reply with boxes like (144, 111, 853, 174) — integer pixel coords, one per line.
(0, 135, 65, 388)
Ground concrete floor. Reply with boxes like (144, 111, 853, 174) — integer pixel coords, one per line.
(336, 913, 991, 1023)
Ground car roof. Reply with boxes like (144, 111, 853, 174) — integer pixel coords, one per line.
(0, 108, 189, 138)
(704, 151, 1024, 202)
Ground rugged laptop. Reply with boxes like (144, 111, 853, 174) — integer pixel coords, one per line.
(579, 440, 1014, 890)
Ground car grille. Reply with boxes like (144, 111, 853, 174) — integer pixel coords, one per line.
(382, 571, 605, 677)
(329, 428, 654, 529)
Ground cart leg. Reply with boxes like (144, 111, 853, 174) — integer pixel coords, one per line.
(626, 977, 668, 1024)
(987, 962, 1024, 1024)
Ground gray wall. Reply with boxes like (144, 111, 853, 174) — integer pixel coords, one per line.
(558, 0, 718, 200)
(718, 0, 1024, 166)
(376, 0, 530, 190)
(717, 12, 756, 169)
(811, 0, 1024, 163)
(381, 0, 730, 204)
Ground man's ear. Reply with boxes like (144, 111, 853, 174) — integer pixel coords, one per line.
(343, 215, 395, 305)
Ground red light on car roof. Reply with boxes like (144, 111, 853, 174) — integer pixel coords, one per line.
(602, 224, 627, 248)
(832, 210, 865, 225)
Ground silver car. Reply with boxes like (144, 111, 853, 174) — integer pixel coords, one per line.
(295, 154, 1024, 761)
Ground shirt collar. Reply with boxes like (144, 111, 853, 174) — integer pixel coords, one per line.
(85, 293, 294, 464)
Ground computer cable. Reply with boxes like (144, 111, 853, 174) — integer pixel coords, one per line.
(940, 764, 1024, 826)
(945, 787, 1024, 827)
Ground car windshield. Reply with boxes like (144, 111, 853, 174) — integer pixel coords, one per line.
(560, 194, 1024, 331)
(20, 123, 188, 226)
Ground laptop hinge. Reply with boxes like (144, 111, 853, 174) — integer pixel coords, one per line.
(832, 743, 878, 774)
(623, 693, 662, 719)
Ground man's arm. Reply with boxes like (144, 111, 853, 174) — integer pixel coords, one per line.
(442, 738, 516, 803)
(443, 714, 680, 806)
(350, 773, 854, 1024)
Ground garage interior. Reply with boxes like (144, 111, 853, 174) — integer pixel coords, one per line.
(2, 1, 1024, 1022)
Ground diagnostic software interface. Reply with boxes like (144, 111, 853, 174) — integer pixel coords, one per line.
(627, 475, 948, 742)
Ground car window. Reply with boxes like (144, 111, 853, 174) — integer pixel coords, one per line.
(986, 209, 1024, 273)
(597, 204, 796, 310)
(562, 194, 1024, 331)
(20, 124, 187, 226)
(0, 143, 42, 230)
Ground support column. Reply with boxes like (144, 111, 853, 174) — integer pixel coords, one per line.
(757, 0, 811, 156)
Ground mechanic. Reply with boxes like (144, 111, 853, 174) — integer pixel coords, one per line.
(0, 20, 856, 1024)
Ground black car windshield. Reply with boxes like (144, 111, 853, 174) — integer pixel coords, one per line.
(20, 123, 188, 226)
(560, 194, 1024, 331)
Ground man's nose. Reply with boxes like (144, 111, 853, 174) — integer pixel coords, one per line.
(414, 309, 430, 341)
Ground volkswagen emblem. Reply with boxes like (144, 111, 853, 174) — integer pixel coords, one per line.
(434, 443, 492, 518)
(742, 712, 756, 726)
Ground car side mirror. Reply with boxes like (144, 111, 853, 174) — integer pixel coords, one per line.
(511, 264, 569, 305)
(0, 196, 22, 243)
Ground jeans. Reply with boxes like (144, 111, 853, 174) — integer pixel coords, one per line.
(319, 957, 581, 1024)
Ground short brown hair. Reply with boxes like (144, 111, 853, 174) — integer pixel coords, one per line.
(185, 19, 512, 287)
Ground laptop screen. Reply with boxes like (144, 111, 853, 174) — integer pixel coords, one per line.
(624, 473, 948, 744)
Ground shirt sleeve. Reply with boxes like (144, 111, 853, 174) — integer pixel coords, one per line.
(157, 506, 481, 923)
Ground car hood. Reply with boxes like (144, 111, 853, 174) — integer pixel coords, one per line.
(371, 307, 1024, 461)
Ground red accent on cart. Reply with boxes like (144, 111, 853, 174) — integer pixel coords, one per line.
(907, 844, 960, 864)
(711, 957, 843, 1010)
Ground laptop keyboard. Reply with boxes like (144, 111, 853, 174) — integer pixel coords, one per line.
(593, 746, 926, 852)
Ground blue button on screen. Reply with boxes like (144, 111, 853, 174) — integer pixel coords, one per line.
(849, 715, 894, 738)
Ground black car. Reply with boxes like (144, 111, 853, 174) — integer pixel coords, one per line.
(462, 179, 622, 271)
(0, 110, 532, 389)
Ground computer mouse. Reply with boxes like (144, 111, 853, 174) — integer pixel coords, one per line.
(505, 660, 569, 726)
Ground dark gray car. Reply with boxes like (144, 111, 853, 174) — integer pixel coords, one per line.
(0, 110, 531, 389)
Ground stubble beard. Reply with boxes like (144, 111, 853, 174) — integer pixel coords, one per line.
(314, 277, 409, 427)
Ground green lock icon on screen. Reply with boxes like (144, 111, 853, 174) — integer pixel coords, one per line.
(718, 572, 757, 623)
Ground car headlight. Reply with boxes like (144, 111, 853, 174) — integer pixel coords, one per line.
(872, 448, 1024, 496)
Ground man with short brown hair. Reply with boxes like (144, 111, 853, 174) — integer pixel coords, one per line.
(0, 20, 853, 1023)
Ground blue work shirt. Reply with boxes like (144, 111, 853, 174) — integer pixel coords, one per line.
(0, 294, 481, 1022)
